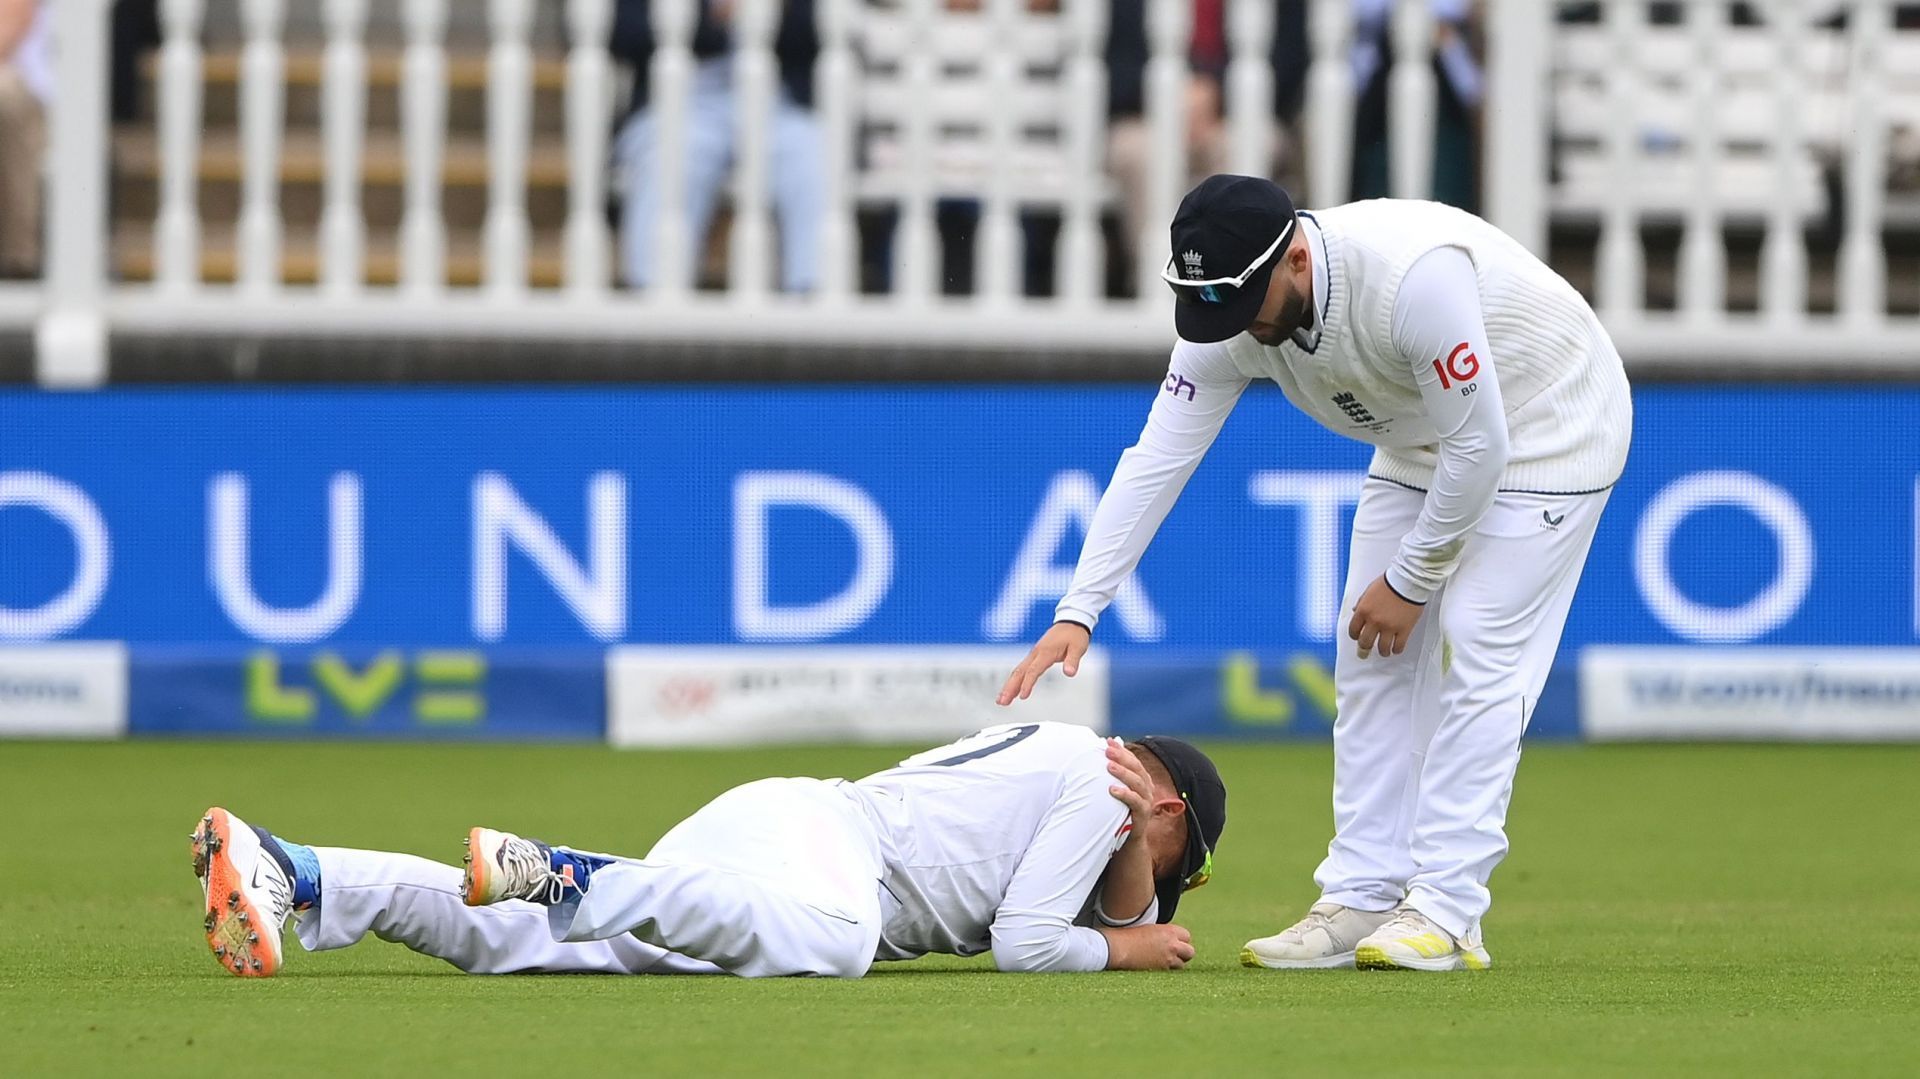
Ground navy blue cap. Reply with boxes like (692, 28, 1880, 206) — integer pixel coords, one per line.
(1163, 174, 1298, 343)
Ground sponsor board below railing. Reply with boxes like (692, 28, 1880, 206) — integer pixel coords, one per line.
(128, 647, 605, 742)
(0, 643, 127, 739)
(1107, 652, 1582, 742)
(607, 646, 1110, 747)
(6, 643, 1920, 743)
(0, 642, 1582, 744)
(1581, 647, 1920, 742)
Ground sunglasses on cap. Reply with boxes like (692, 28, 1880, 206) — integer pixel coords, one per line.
(1180, 792, 1214, 891)
(1160, 219, 1297, 306)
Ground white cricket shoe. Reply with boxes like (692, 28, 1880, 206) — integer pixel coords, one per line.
(1241, 902, 1396, 969)
(1353, 905, 1492, 971)
(190, 807, 294, 978)
(462, 827, 604, 906)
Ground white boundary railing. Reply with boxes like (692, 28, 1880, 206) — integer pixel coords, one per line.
(400, 0, 448, 297)
(6, 0, 1919, 386)
(320, 0, 369, 297)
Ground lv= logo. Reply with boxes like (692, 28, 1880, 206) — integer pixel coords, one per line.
(246, 651, 487, 725)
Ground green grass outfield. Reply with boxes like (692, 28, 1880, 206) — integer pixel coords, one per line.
(2, 741, 1916, 1077)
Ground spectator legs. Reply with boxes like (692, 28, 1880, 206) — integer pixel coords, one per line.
(768, 94, 825, 295)
(0, 65, 44, 279)
(1105, 116, 1153, 289)
(1105, 113, 1231, 295)
(614, 60, 825, 295)
(613, 62, 736, 290)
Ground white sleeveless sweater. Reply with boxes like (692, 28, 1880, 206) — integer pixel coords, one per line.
(1225, 199, 1633, 494)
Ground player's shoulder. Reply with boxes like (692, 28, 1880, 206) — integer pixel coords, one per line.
(1168, 335, 1250, 380)
(1018, 721, 1108, 760)
(1316, 197, 1485, 229)
(987, 722, 1109, 784)
(1031, 724, 1115, 795)
(1319, 200, 1512, 265)
(889, 721, 1104, 778)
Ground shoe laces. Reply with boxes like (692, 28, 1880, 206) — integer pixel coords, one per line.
(494, 836, 577, 904)
(1376, 906, 1445, 942)
(1279, 904, 1341, 942)
(258, 853, 295, 926)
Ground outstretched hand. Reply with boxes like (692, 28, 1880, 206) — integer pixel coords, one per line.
(996, 621, 1091, 705)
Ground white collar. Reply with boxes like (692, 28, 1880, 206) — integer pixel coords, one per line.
(1290, 213, 1330, 352)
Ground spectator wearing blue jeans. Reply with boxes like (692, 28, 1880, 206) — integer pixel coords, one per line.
(610, 0, 825, 292)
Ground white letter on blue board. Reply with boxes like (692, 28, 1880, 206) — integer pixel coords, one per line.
(0, 472, 112, 640)
(209, 472, 363, 643)
(473, 472, 628, 642)
(1633, 470, 1814, 643)
(733, 471, 894, 641)
(981, 470, 1164, 642)
(1247, 471, 1367, 642)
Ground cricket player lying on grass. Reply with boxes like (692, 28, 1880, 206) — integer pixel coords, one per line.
(189, 722, 1227, 979)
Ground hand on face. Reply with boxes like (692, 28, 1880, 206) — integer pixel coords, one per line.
(1348, 573, 1425, 660)
(1104, 739, 1156, 832)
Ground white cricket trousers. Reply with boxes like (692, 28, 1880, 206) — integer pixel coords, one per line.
(1314, 479, 1608, 940)
(296, 777, 887, 978)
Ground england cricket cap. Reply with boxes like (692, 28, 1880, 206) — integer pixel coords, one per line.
(1133, 735, 1227, 923)
(1163, 174, 1298, 344)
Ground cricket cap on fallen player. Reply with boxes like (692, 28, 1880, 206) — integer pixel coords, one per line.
(1132, 736, 1228, 923)
(1162, 174, 1298, 344)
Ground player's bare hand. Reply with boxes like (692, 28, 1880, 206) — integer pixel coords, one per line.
(996, 621, 1090, 705)
(1105, 739, 1154, 830)
(1148, 924, 1196, 970)
(1348, 574, 1424, 660)
(1100, 923, 1196, 971)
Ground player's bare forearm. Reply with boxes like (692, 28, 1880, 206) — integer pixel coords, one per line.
(1096, 924, 1194, 971)
(1098, 740, 1157, 921)
(1097, 833, 1156, 924)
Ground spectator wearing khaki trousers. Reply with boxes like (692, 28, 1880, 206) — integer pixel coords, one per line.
(0, 0, 51, 279)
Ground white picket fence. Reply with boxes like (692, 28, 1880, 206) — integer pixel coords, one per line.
(5, 0, 1919, 386)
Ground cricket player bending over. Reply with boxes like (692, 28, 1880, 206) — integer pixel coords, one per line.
(1000, 176, 1631, 972)
(189, 722, 1226, 979)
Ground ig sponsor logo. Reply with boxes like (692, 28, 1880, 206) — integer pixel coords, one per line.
(1431, 342, 1480, 395)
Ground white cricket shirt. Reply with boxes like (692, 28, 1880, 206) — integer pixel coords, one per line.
(1057, 198, 1632, 619)
(846, 722, 1153, 972)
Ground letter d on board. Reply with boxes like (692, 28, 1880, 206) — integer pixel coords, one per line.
(733, 471, 893, 641)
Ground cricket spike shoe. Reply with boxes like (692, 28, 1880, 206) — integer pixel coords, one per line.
(1353, 905, 1492, 972)
(462, 827, 607, 907)
(190, 807, 295, 978)
(1241, 902, 1396, 970)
